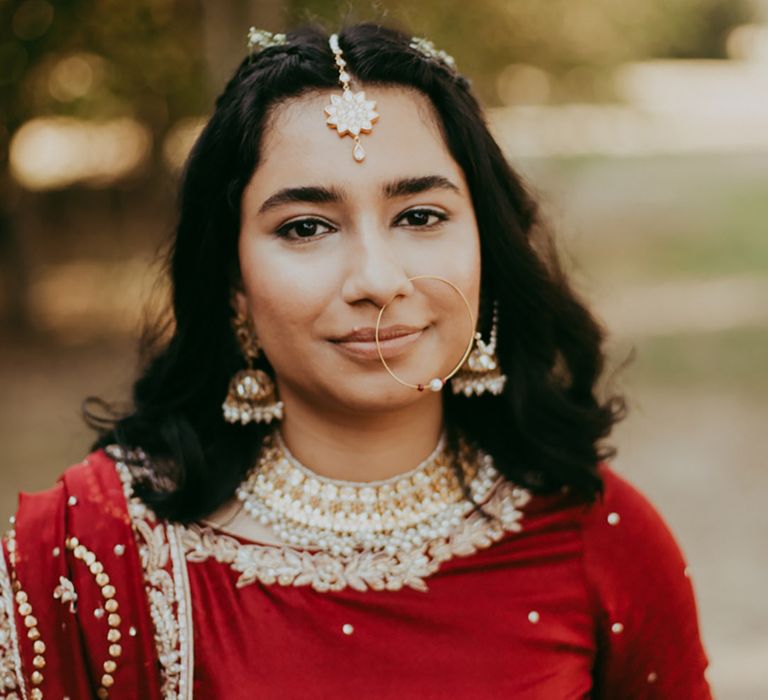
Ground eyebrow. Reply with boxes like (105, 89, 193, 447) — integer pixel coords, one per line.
(256, 175, 461, 215)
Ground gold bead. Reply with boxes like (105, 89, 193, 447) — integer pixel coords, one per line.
(101, 673, 114, 687)
(107, 628, 121, 642)
(33, 654, 45, 669)
(102, 585, 116, 599)
(33, 640, 46, 654)
(18, 602, 32, 616)
(31, 670, 43, 685)
(27, 627, 40, 640)
(107, 613, 121, 627)
(14, 590, 28, 604)
(31, 689, 43, 700)
(97, 688, 109, 699)
(24, 614, 38, 628)
(74, 545, 87, 559)
(90, 562, 104, 575)
(96, 573, 110, 587)
(105, 599, 118, 613)
(103, 659, 117, 673)
(84, 551, 96, 566)
(109, 643, 122, 657)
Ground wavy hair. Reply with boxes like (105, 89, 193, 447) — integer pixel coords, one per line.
(86, 21, 626, 522)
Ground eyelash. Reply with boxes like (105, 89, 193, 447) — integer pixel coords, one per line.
(274, 208, 449, 242)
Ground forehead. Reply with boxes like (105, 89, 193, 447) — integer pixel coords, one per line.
(253, 85, 464, 195)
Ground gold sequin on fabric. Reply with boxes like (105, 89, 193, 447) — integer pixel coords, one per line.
(65, 537, 125, 698)
(2, 525, 47, 698)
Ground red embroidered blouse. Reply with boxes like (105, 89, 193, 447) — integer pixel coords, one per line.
(0, 447, 712, 699)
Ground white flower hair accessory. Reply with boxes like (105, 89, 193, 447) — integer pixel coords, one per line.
(409, 37, 457, 72)
(246, 27, 288, 57)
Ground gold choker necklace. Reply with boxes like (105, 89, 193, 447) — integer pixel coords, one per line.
(235, 430, 523, 557)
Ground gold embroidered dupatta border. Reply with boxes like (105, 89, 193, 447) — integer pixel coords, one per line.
(108, 446, 194, 700)
(0, 547, 28, 700)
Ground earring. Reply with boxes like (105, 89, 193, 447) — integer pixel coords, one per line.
(222, 310, 284, 424)
(450, 300, 507, 397)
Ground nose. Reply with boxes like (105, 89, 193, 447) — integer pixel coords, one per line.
(340, 226, 414, 309)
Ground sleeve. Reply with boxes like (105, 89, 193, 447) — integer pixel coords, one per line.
(0, 451, 166, 700)
(582, 467, 713, 699)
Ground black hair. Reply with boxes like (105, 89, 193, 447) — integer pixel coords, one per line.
(85, 21, 626, 522)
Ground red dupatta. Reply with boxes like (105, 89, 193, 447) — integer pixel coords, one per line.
(1, 448, 187, 699)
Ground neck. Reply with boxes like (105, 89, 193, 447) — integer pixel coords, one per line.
(276, 387, 444, 482)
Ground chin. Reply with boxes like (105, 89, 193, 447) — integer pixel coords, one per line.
(323, 376, 432, 414)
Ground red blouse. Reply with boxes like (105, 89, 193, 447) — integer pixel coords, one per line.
(0, 447, 712, 699)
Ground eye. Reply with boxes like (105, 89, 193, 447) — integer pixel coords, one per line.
(275, 218, 335, 241)
(396, 208, 449, 228)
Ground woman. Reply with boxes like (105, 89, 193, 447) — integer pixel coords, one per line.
(0, 22, 711, 699)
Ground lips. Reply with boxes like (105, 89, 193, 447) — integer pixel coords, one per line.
(333, 325, 424, 343)
(330, 324, 427, 361)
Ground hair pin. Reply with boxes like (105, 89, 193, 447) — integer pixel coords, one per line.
(409, 37, 457, 71)
(247, 27, 288, 56)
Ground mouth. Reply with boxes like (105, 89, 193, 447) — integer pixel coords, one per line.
(330, 324, 427, 361)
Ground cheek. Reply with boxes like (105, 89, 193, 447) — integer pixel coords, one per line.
(426, 224, 482, 315)
(238, 239, 325, 343)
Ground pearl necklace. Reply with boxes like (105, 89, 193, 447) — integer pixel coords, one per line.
(236, 431, 503, 557)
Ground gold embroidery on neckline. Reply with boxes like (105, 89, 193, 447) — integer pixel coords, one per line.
(180, 477, 530, 593)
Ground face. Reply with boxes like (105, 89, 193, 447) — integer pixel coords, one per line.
(235, 85, 481, 414)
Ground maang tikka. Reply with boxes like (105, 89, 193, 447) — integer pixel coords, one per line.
(223, 308, 284, 424)
(450, 301, 508, 397)
(324, 33, 379, 162)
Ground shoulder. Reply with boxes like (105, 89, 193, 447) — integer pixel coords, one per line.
(580, 464, 691, 587)
(9, 447, 131, 536)
(578, 464, 712, 696)
(579, 464, 692, 605)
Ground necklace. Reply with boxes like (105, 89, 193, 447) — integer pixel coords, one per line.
(235, 430, 511, 557)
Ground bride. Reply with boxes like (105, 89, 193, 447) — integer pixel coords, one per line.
(0, 22, 711, 699)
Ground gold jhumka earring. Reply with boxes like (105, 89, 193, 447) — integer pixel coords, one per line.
(222, 309, 284, 424)
(450, 300, 507, 397)
(374, 275, 476, 393)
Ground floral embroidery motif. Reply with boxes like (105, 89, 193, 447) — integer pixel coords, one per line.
(53, 576, 78, 613)
(108, 445, 193, 700)
(181, 478, 530, 593)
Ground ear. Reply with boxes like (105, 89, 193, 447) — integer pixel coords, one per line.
(232, 288, 249, 318)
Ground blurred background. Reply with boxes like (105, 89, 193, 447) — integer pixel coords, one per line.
(1, 1, 766, 696)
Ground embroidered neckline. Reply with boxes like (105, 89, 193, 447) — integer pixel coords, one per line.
(182, 476, 529, 592)
(107, 442, 531, 594)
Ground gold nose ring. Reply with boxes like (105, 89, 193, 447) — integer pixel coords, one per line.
(374, 275, 475, 392)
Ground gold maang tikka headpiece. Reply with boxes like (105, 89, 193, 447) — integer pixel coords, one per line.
(323, 33, 379, 162)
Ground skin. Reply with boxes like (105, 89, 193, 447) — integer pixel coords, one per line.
(208, 84, 481, 541)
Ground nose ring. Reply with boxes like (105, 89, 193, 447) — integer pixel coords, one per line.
(374, 275, 475, 392)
